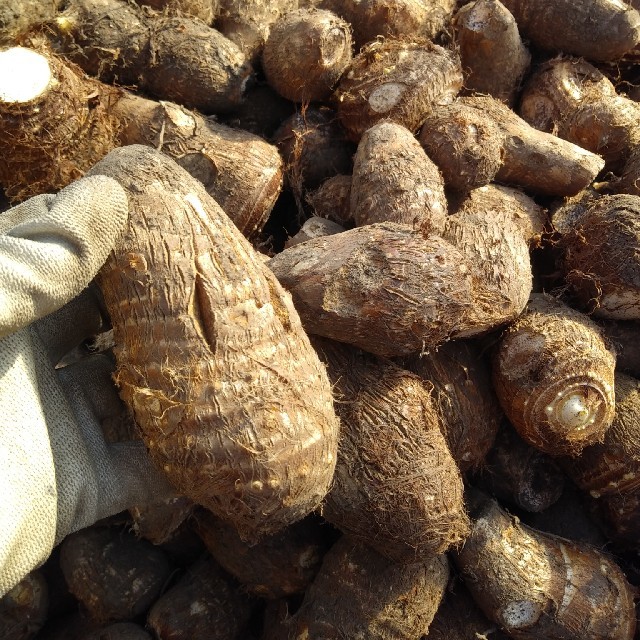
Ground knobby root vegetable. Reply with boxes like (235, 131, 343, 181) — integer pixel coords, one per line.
(83, 623, 152, 640)
(598, 319, 640, 378)
(0, 46, 119, 201)
(280, 536, 450, 639)
(147, 555, 254, 640)
(267, 222, 474, 357)
(419, 96, 605, 196)
(89, 145, 339, 539)
(272, 107, 355, 209)
(500, 0, 640, 62)
(284, 216, 344, 248)
(492, 294, 616, 456)
(314, 337, 469, 563)
(402, 340, 502, 473)
(443, 200, 532, 336)
(350, 121, 447, 236)
(59, 527, 172, 623)
(51, 0, 252, 114)
(553, 194, 640, 319)
(262, 8, 352, 103)
(134, 0, 219, 24)
(477, 422, 565, 512)
(454, 0, 530, 106)
(0, 0, 64, 46)
(113, 92, 283, 238)
(195, 511, 331, 598)
(520, 58, 640, 170)
(319, 0, 456, 50)
(562, 372, 640, 501)
(306, 174, 353, 227)
(335, 39, 463, 141)
(0, 571, 48, 640)
(454, 491, 636, 640)
(215, 0, 297, 64)
(447, 183, 546, 247)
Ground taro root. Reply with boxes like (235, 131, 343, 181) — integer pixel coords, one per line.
(454, 0, 531, 106)
(0, 46, 120, 201)
(272, 108, 355, 207)
(0, 0, 64, 46)
(51, 0, 253, 114)
(492, 294, 616, 457)
(89, 145, 339, 540)
(500, 0, 640, 62)
(195, 511, 332, 598)
(598, 320, 640, 378)
(476, 422, 565, 513)
(0, 571, 48, 640)
(519, 58, 640, 174)
(419, 96, 605, 196)
(427, 580, 510, 640)
(281, 536, 450, 639)
(306, 174, 353, 227)
(59, 527, 172, 623)
(314, 338, 469, 563)
(442, 200, 532, 336)
(134, 0, 218, 24)
(319, 0, 456, 50)
(262, 8, 352, 103)
(113, 92, 283, 238)
(454, 491, 637, 640)
(553, 194, 640, 320)
(147, 555, 253, 640)
(284, 216, 344, 248)
(129, 496, 194, 545)
(335, 38, 463, 141)
(215, 0, 297, 64)
(562, 372, 640, 501)
(350, 121, 447, 236)
(447, 183, 547, 248)
(402, 339, 502, 474)
(267, 222, 475, 357)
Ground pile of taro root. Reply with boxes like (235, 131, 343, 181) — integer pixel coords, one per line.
(3, 0, 640, 638)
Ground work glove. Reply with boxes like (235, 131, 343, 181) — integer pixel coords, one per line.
(0, 176, 175, 597)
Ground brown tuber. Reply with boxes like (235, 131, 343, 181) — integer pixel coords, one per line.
(262, 8, 352, 103)
(454, 491, 636, 640)
(350, 121, 447, 236)
(454, 0, 531, 106)
(89, 145, 339, 539)
(419, 96, 605, 196)
(0, 571, 48, 640)
(500, 0, 640, 62)
(492, 294, 616, 457)
(319, 0, 456, 50)
(0, 46, 119, 201)
(279, 536, 450, 639)
(314, 337, 469, 563)
(146, 555, 254, 640)
(134, 0, 219, 24)
(267, 222, 475, 357)
(51, 0, 252, 114)
(402, 340, 503, 474)
(553, 193, 640, 320)
(59, 527, 172, 623)
(335, 38, 463, 141)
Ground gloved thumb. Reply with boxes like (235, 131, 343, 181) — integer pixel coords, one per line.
(0, 175, 128, 337)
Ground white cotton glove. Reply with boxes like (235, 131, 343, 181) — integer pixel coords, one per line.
(0, 176, 175, 598)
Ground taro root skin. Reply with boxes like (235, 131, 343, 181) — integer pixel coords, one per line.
(262, 8, 353, 103)
(335, 39, 463, 141)
(493, 294, 616, 457)
(267, 222, 475, 357)
(454, 493, 637, 640)
(89, 145, 339, 540)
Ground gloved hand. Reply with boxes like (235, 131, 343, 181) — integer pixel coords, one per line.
(0, 176, 175, 597)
